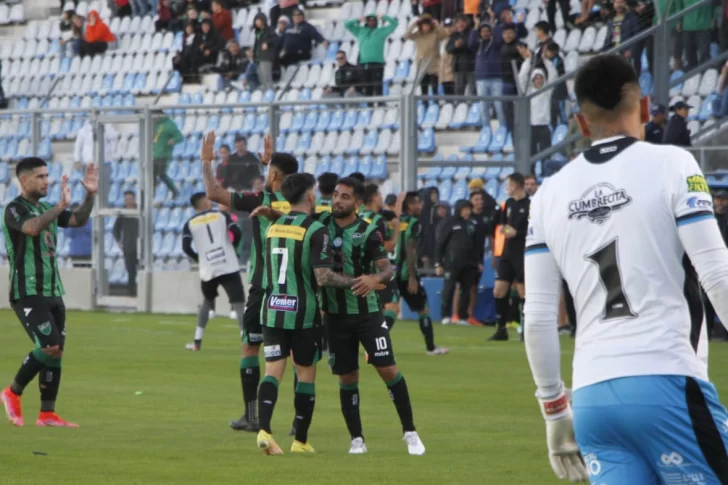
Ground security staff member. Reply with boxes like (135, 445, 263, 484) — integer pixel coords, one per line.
(644, 104, 666, 144)
(663, 100, 692, 147)
(435, 200, 481, 324)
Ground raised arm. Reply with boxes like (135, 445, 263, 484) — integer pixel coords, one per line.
(66, 164, 98, 228)
(200, 131, 233, 205)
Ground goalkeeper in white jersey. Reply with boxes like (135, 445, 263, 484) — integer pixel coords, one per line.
(524, 54, 728, 484)
(182, 192, 245, 351)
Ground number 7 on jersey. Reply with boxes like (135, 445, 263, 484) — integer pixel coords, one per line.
(272, 247, 289, 285)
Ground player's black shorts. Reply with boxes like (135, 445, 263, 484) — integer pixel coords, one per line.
(200, 272, 245, 303)
(11, 296, 66, 350)
(262, 325, 322, 367)
(377, 279, 399, 306)
(397, 277, 428, 312)
(242, 284, 264, 345)
(326, 312, 395, 375)
(495, 256, 524, 284)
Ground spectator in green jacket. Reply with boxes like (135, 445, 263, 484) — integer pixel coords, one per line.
(674, 0, 715, 69)
(152, 114, 184, 198)
(344, 13, 399, 96)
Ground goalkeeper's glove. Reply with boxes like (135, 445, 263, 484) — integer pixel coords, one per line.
(537, 385, 589, 483)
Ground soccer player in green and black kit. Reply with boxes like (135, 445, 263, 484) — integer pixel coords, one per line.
(360, 183, 402, 331)
(1, 157, 98, 428)
(397, 192, 448, 355)
(315, 172, 337, 216)
(200, 132, 297, 432)
(320, 177, 426, 456)
(254, 172, 354, 455)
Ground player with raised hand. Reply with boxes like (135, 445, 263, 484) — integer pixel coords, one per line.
(524, 53, 728, 484)
(320, 177, 425, 456)
(1, 158, 97, 428)
(359, 185, 403, 331)
(200, 132, 298, 433)
(254, 173, 354, 456)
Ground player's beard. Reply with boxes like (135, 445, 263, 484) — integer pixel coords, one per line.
(332, 206, 354, 219)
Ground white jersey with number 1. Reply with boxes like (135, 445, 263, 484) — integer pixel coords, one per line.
(524, 136, 725, 392)
(182, 210, 240, 282)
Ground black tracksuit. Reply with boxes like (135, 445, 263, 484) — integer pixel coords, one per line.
(436, 200, 480, 320)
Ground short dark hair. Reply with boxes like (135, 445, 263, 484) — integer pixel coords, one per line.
(575, 54, 639, 113)
(502, 24, 516, 32)
(348, 172, 366, 183)
(281, 173, 315, 205)
(545, 41, 560, 54)
(336, 177, 365, 201)
(454, 13, 469, 23)
(524, 174, 537, 182)
(403, 191, 420, 211)
(469, 190, 484, 200)
(16, 157, 47, 177)
(234, 135, 246, 143)
(270, 153, 299, 176)
(507, 172, 525, 187)
(123, 190, 135, 197)
(317, 172, 339, 197)
(364, 183, 380, 204)
(336, 50, 346, 57)
(220, 144, 231, 152)
(534, 21, 550, 35)
(190, 192, 207, 209)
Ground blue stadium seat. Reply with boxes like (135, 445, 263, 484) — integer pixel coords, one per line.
(294, 132, 311, 156)
(360, 130, 378, 155)
(461, 127, 491, 153)
(302, 111, 318, 133)
(454, 166, 471, 180)
(342, 110, 358, 132)
(166, 208, 183, 232)
(369, 155, 387, 179)
(355, 110, 372, 129)
(552, 124, 568, 145)
(485, 178, 498, 198)
(324, 41, 339, 61)
(424, 167, 441, 181)
(0, 163, 8, 183)
(47, 161, 62, 181)
(393, 60, 410, 83)
(105, 215, 116, 232)
(187, 162, 201, 183)
(327, 110, 345, 132)
(175, 160, 190, 183)
(440, 166, 457, 179)
(416, 102, 425, 127)
(242, 113, 256, 134)
(464, 103, 482, 128)
(71, 182, 86, 205)
(314, 155, 331, 176)
(668, 70, 684, 96)
(290, 112, 305, 133)
(421, 104, 439, 129)
(253, 114, 268, 135)
(4, 183, 19, 204)
(450, 180, 468, 203)
(488, 127, 507, 153)
(343, 156, 358, 175)
(159, 233, 175, 258)
(107, 182, 120, 206)
(154, 183, 169, 205)
(417, 128, 436, 153)
(330, 155, 345, 174)
(172, 139, 186, 158)
(127, 162, 139, 183)
(438, 180, 452, 201)
(504, 133, 513, 153)
(275, 132, 286, 152)
(46, 183, 61, 205)
(485, 166, 501, 180)
(698, 94, 718, 121)
(154, 207, 170, 232)
(357, 155, 372, 177)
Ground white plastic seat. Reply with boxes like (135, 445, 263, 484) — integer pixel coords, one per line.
(80, 73, 93, 94)
(320, 132, 338, 156)
(578, 27, 596, 53)
(331, 131, 350, 156)
(682, 73, 701, 97)
(121, 54, 136, 74)
(161, 32, 174, 52)
(398, 40, 415, 63)
(318, 63, 335, 89)
(373, 129, 392, 155)
(11, 40, 25, 60)
(435, 103, 454, 130)
(9, 4, 25, 23)
(698, 69, 718, 97)
(182, 114, 196, 136)
(387, 129, 400, 155)
(593, 26, 608, 53)
(109, 17, 121, 36)
(79, 55, 92, 74)
(118, 16, 131, 35)
(38, 57, 51, 77)
(76, 1, 89, 17)
(139, 33, 154, 53)
(564, 29, 581, 52)
(140, 16, 154, 33)
(24, 20, 38, 40)
(0, 5, 9, 26)
(129, 16, 142, 34)
(290, 65, 309, 89)
(304, 64, 321, 89)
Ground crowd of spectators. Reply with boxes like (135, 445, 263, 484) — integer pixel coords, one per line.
(60, 5, 116, 58)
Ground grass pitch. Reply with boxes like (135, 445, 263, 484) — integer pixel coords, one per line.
(1, 310, 727, 485)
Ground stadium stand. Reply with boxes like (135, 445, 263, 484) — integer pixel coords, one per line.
(0, 0, 726, 285)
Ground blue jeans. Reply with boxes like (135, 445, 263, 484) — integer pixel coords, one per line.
(476, 78, 506, 128)
(573, 375, 728, 484)
(129, 0, 150, 16)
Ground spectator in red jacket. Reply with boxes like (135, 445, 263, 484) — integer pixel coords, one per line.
(80, 10, 116, 57)
(211, 0, 233, 41)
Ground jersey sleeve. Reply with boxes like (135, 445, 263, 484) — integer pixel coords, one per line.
(670, 150, 715, 227)
(309, 226, 333, 268)
(230, 191, 263, 212)
(57, 210, 73, 228)
(3, 202, 32, 232)
(523, 188, 566, 399)
(366, 228, 388, 261)
(409, 220, 422, 243)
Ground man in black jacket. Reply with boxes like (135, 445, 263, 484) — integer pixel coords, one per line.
(544, 42, 568, 127)
(664, 100, 692, 147)
(435, 200, 481, 325)
(215, 39, 248, 89)
(252, 12, 279, 89)
(644, 103, 666, 144)
(500, 24, 522, 130)
(446, 14, 475, 95)
(325, 51, 361, 97)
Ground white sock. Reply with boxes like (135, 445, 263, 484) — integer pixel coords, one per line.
(194, 326, 205, 341)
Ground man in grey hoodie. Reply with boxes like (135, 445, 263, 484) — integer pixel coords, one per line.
(517, 46, 557, 159)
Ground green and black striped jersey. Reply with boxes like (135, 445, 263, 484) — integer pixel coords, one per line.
(231, 190, 290, 288)
(395, 214, 422, 281)
(318, 215, 388, 315)
(359, 209, 393, 241)
(3, 197, 72, 301)
(316, 197, 332, 216)
(263, 212, 331, 330)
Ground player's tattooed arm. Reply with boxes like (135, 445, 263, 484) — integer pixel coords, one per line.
(68, 193, 95, 227)
(314, 267, 354, 288)
(19, 206, 66, 236)
(406, 238, 418, 278)
(200, 132, 231, 205)
(373, 258, 393, 283)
